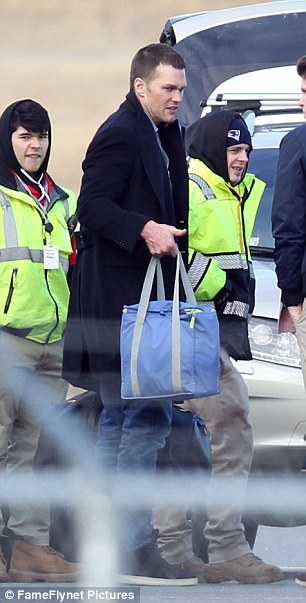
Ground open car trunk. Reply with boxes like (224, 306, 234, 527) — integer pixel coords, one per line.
(160, 1, 306, 125)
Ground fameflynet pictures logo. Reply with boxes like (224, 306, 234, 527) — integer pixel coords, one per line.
(0, 587, 140, 602)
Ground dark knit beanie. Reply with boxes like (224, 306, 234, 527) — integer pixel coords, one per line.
(227, 117, 252, 148)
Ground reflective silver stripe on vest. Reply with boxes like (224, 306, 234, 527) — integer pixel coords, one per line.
(0, 247, 43, 262)
(0, 191, 69, 271)
(191, 250, 247, 272)
(215, 254, 248, 270)
(188, 251, 248, 290)
(188, 252, 211, 289)
(0, 247, 68, 271)
(223, 300, 249, 318)
(0, 191, 18, 247)
(189, 173, 215, 199)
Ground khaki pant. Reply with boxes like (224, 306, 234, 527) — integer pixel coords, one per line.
(154, 346, 254, 564)
(0, 331, 68, 545)
(295, 298, 306, 392)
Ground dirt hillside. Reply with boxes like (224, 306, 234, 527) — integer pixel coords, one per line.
(1, 0, 271, 193)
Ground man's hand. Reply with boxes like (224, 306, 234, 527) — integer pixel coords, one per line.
(287, 304, 303, 324)
(140, 220, 186, 257)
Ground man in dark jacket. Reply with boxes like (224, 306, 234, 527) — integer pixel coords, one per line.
(272, 54, 306, 589)
(63, 43, 197, 586)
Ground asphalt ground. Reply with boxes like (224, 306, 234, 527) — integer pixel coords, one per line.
(140, 574, 306, 603)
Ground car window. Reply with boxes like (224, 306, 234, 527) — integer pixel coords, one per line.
(248, 148, 279, 251)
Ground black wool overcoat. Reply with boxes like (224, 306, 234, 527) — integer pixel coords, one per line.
(63, 90, 188, 391)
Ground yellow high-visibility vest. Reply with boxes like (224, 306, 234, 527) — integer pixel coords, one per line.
(0, 185, 76, 343)
(188, 158, 265, 305)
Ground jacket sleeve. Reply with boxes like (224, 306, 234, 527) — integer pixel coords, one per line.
(188, 180, 228, 301)
(272, 130, 306, 306)
(77, 125, 152, 253)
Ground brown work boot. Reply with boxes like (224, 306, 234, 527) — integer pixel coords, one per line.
(8, 541, 82, 583)
(0, 546, 8, 582)
(173, 556, 231, 584)
(207, 553, 283, 584)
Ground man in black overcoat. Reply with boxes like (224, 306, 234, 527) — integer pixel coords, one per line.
(63, 43, 197, 586)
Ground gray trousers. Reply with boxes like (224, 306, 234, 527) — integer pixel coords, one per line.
(154, 346, 254, 564)
(0, 331, 68, 545)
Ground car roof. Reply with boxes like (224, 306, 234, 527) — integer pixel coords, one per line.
(161, 1, 306, 43)
(160, 1, 306, 126)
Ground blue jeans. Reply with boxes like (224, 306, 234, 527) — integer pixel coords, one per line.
(95, 371, 172, 552)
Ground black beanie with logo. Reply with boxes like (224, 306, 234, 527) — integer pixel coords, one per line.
(227, 117, 252, 149)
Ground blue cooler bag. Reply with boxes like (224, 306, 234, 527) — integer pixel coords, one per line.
(120, 252, 220, 402)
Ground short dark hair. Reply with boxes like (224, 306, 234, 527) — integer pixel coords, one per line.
(129, 43, 185, 88)
(296, 55, 306, 77)
(9, 100, 50, 135)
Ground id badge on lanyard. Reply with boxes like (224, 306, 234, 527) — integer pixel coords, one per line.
(43, 245, 59, 269)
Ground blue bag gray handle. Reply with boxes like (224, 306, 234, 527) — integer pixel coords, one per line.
(130, 247, 197, 397)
